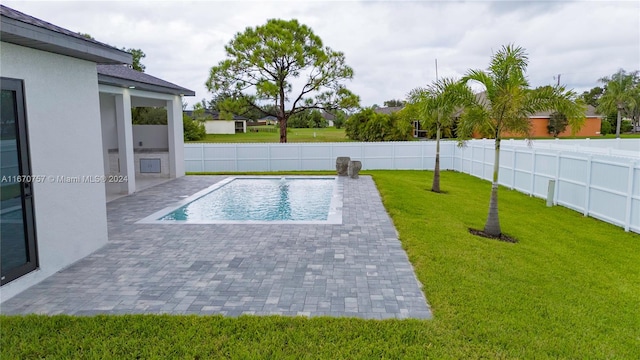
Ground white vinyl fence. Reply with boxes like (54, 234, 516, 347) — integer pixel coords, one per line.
(452, 139, 639, 233)
(185, 139, 640, 233)
(185, 142, 457, 172)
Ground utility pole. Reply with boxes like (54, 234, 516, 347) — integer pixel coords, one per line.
(556, 73, 561, 86)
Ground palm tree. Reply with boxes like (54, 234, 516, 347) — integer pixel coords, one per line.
(598, 70, 639, 138)
(458, 44, 585, 237)
(406, 78, 471, 192)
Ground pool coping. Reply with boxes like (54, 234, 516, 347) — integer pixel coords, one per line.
(136, 175, 344, 225)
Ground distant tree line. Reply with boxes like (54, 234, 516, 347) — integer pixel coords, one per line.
(581, 69, 640, 137)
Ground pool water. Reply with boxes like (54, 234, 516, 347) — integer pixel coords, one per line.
(139, 176, 342, 224)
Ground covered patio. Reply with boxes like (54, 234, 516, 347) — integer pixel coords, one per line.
(97, 64, 195, 201)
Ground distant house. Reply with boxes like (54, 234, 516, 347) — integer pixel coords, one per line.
(386, 92, 603, 139)
(523, 105, 602, 138)
(469, 92, 603, 138)
(258, 115, 278, 125)
(0, 5, 193, 301)
(373, 106, 428, 137)
(374, 106, 404, 116)
(320, 110, 336, 127)
(184, 109, 247, 134)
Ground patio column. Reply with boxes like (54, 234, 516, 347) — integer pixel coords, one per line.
(167, 95, 185, 178)
(115, 90, 136, 194)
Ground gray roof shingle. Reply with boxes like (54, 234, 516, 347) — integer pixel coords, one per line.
(374, 106, 404, 115)
(97, 65, 195, 96)
(0, 5, 130, 64)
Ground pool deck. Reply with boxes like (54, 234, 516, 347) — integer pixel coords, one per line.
(1, 175, 431, 319)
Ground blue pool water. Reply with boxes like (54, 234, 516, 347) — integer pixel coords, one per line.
(155, 177, 338, 222)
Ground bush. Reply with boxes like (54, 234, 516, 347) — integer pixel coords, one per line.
(547, 112, 568, 137)
(600, 120, 612, 135)
(621, 120, 633, 133)
(333, 112, 346, 129)
(345, 108, 412, 141)
(287, 110, 326, 128)
(183, 114, 205, 141)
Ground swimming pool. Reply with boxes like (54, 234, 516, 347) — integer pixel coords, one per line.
(137, 176, 343, 224)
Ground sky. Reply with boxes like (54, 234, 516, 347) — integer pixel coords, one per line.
(4, 0, 639, 109)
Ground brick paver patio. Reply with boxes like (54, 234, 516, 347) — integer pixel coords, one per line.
(1, 175, 431, 319)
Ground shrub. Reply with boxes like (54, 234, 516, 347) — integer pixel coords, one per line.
(345, 108, 412, 141)
(547, 112, 568, 137)
(287, 110, 326, 128)
(183, 114, 205, 141)
(600, 120, 612, 135)
(333, 112, 346, 129)
(621, 119, 633, 133)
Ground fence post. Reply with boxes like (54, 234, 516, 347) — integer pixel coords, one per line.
(298, 143, 302, 171)
(583, 155, 593, 216)
(235, 143, 239, 172)
(511, 147, 517, 190)
(469, 141, 474, 174)
(554, 151, 561, 205)
(421, 141, 425, 170)
(483, 140, 488, 180)
(392, 142, 396, 170)
(624, 160, 636, 232)
(529, 149, 536, 196)
(200, 144, 205, 172)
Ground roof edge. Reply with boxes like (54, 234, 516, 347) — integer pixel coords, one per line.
(1, 13, 131, 64)
(98, 74, 195, 96)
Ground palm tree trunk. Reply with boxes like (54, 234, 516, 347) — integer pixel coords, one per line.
(484, 138, 502, 236)
(431, 125, 441, 192)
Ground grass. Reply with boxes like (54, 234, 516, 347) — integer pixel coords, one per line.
(2, 171, 639, 358)
(600, 133, 640, 138)
(190, 127, 351, 143)
(189, 127, 640, 144)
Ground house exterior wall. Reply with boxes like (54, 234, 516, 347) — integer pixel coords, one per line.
(133, 125, 169, 149)
(531, 117, 601, 137)
(486, 117, 603, 139)
(556, 117, 602, 137)
(0, 42, 109, 301)
(520, 117, 602, 138)
(99, 93, 118, 175)
(205, 120, 235, 134)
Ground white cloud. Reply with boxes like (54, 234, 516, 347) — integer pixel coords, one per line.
(3, 0, 639, 108)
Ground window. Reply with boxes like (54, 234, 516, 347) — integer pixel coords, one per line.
(1, 77, 38, 285)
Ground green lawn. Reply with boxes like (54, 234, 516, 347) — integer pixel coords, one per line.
(2, 171, 638, 358)
(190, 127, 351, 143)
(189, 127, 640, 143)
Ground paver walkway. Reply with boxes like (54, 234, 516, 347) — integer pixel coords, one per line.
(1, 176, 431, 319)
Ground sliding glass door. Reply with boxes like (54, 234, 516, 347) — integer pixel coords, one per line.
(1, 78, 37, 285)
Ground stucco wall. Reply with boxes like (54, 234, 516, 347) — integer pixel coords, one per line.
(205, 120, 235, 134)
(0, 42, 109, 301)
(527, 117, 602, 137)
(133, 125, 169, 149)
(496, 117, 603, 139)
